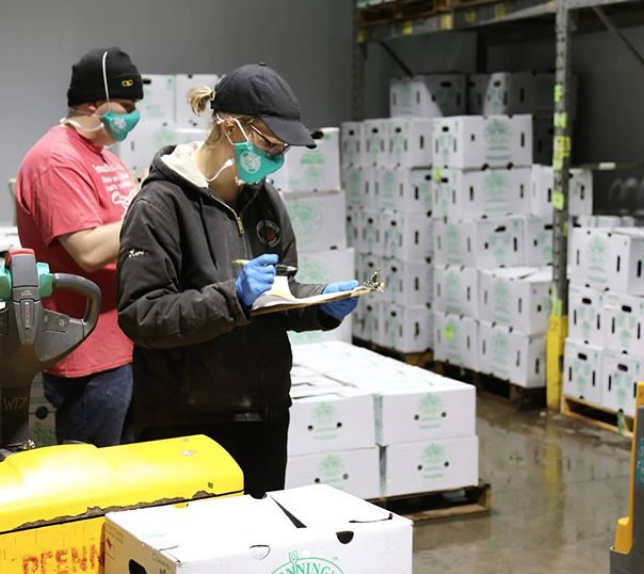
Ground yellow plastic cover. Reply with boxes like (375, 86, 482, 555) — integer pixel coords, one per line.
(0, 435, 243, 534)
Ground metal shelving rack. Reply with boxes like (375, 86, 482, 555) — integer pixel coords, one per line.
(352, 0, 644, 411)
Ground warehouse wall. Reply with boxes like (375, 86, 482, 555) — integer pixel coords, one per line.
(0, 0, 354, 224)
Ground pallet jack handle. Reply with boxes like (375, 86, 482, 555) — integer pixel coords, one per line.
(610, 382, 644, 573)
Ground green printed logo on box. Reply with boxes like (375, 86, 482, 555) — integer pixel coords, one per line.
(490, 331, 510, 379)
(381, 170, 397, 207)
(483, 171, 510, 212)
(318, 454, 346, 489)
(445, 270, 460, 312)
(588, 235, 610, 285)
(421, 443, 447, 481)
(445, 223, 461, 259)
(492, 279, 511, 323)
(418, 393, 444, 430)
(287, 202, 323, 247)
(312, 402, 340, 440)
(272, 552, 344, 574)
(485, 119, 512, 162)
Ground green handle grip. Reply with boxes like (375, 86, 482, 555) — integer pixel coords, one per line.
(0, 262, 53, 300)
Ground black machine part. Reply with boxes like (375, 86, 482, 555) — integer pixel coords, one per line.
(0, 250, 100, 452)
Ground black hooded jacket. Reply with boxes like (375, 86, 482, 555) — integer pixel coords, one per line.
(116, 144, 339, 431)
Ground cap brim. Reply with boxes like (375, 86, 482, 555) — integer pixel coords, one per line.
(261, 116, 316, 148)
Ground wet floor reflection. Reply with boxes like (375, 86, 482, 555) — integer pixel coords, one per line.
(413, 397, 632, 574)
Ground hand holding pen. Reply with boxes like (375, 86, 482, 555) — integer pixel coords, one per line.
(233, 258, 297, 274)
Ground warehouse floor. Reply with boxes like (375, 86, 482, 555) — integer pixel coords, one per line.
(412, 397, 632, 574)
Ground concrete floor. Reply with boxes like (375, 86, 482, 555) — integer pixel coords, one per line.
(413, 396, 633, 574)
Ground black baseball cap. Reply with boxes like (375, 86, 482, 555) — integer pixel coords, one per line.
(211, 63, 315, 148)
(67, 47, 143, 107)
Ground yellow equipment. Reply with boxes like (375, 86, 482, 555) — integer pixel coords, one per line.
(0, 250, 243, 573)
(611, 382, 644, 573)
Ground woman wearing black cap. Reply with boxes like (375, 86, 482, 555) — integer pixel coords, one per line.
(116, 63, 358, 497)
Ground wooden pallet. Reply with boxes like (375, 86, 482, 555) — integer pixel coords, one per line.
(371, 481, 491, 522)
(432, 362, 546, 411)
(561, 395, 634, 438)
(352, 338, 434, 368)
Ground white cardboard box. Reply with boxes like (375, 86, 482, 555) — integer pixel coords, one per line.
(383, 258, 433, 306)
(432, 167, 531, 220)
(288, 386, 375, 456)
(381, 436, 479, 497)
(373, 375, 476, 445)
(174, 73, 221, 127)
(479, 267, 551, 334)
(570, 228, 644, 294)
(603, 292, 644, 358)
(602, 350, 644, 417)
(295, 248, 355, 285)
(346, 205, 359, 249)
(530, 165, 593, 217)
(272, 128, 341, 192)
(105, 485, 413, 574)
(434, 312, 479, 371)
(563, 339, 604, 405)
(340, 121, 365, 168)
(342, 166, 366, 208)
(353, 298, 382, 343)
(568, 285, 605, 347)
(376, 168, 433, 214)
(356, 208, 384, 255)
(432, 115, 533, 170)
(286, 447, 380, 500)
(378, 302, 433, 353)
(140, 74, 176, 121)
(117, 120, 179, 172)
(433, 265, 479, 317)
(282, 189, 347, 252)
(387, 117, 433, 168)
(523, 216, 553, 267)
(381, 211, 433, 262)
(390, 74, 466, 118)
(289, 318, 353, 346)
(478, 321, 546, 388)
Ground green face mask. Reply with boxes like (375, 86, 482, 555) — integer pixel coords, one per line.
(101, 109, 141, 142)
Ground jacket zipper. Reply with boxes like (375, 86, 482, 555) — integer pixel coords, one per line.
(208, 187, 261, 236)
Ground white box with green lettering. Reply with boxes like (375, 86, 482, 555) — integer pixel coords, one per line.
(375, 168, 433, 214)
(433, 265, 479, 317)
(563, 339, 603, 405)
(356, 208, 385, 255)
(523, 216, 554, 266)
(378, 302, 433, 353)
(386, 117, 433, 168)
(381, 436, 479, 497)
(603, 292, 644, 358)
(382, 258, 433, 306)
(282, 190, 347, 252)
(479, 267, 551, 334)
(342, 166, 366, 208)
(390, 74, 466, 118)
(286, 447, 380, 500)
(434, 312, 479, 371)
(363, 119, 391, 167)
(340, 121, 365, 168)
(105, 485, 413, 574)
(288, 385, 375, 456)
(431, 167, 531, 220)
(381, 211, 433, 262)
(432, 115, 532, 170)
(271, 128, 340, 192)
(601, 350, 644, 417)
(478, 321, 547, 387)
(568, 285, 605, 346)
(140, 74, 176, 120)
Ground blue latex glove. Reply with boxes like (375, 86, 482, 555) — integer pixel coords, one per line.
(320, 280, 360, 321)
(235, 253, 278, 307)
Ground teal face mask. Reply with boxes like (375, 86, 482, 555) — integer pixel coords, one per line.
(231, 141, 285, 184)
(101, 109, 141, 142)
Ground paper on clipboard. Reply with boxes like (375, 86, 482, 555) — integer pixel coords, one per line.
(251, 276, 378, 316)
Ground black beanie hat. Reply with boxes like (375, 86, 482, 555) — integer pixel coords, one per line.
(67, 47, 143, 107)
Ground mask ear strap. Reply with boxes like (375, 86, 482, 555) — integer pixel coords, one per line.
(101, 50, 111, 106)
(217, 114, 250, 142)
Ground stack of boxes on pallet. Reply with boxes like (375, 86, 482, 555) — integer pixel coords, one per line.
(565, 222, 644, 418)
(286, 341, 478, 500)
(343, 74, 467, 353)
(269, 129, 355, 346)
(116, 73, 219, 177)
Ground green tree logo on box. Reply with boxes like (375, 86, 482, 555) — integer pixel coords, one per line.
(490, 331, 510, 378)
(418, 393, 444, 429)
(483, 171, 510, 213)
(313, 402, 339, 439)
(485, 119, 512, 160)
(486, 229, 513, 267)
(287, 202, 323, 248)
(572, 358, 591, 395)
(615, 311, 637, 349)
(421, 443, 447, 481)
(588, 235, 609, 284)
(347, 170, 363, 204)
(319, 453, 345, 488)
(445, 223, 461, 260)
(486, 86, 506, 115)
(435, 131, 453, 165)
(272, 552, 344, 574)
(492, 279, 511, 323)
(381, 169, 397, 208)
(445, 270, 460, 312)
(397, 81, 413, 114)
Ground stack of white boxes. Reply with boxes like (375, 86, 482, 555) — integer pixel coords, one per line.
(432, 113, 593, 388)
(268, 128, 355, 346)
(342, 74, 467, 353)
(287, 341, 479, 499)
(565, 227, 644, 416)
(117, 73, 218, 177)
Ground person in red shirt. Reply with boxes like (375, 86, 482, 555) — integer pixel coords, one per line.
(15, 47, 143, 446)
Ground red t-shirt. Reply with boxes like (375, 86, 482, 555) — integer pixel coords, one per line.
(15, 125, 135, 377)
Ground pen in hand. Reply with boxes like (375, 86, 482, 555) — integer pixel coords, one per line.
(232, 259, 298, 273)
